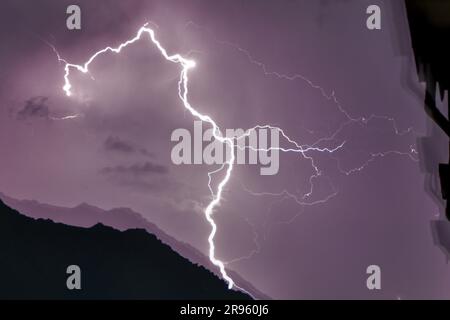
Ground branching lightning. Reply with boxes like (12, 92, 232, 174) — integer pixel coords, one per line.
(180, 21, 422, 267)
(54, 23, 243, 289)
(52, 21, 420, 292)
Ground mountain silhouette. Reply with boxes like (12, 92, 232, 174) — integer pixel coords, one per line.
(0, 198, 250, 299)
(0, 192, 268, 299)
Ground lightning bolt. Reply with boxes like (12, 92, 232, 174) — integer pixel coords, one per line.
(51, 23, 288, 289)
(54, 23, 243, 289)
(174, 21, 421, 270)
(184, 20, 421, 140)
(51, 22, 414, 292)
(54, 21, 345, 292)
(49, 114, 83, 121)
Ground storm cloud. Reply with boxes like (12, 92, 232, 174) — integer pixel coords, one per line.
(100, 161, 169, 176)
(104, 136, 154, 157)
(17, 96, 49, 120)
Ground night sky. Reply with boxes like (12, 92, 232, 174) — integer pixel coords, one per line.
(0, 0, 449, 299)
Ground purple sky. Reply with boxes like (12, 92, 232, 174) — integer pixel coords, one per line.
(0, 0, 449, 299)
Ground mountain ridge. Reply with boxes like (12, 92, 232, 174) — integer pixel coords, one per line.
(0, 192, 268, 299)
(0, 197, 251, 299)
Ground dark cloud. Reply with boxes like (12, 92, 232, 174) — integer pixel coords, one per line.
(139, 148, 155, 157)
(17, 96, 49, 120)
(100, 161, 169, 176)
(104, 136, 154, 157)
(100, 161, 170, 193)
(104, 136, 135, 153)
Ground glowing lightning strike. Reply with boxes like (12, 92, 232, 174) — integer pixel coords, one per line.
(56, 23, 240, 289)
(54, 23, 346, 293)
(177, 21, 421, 269)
